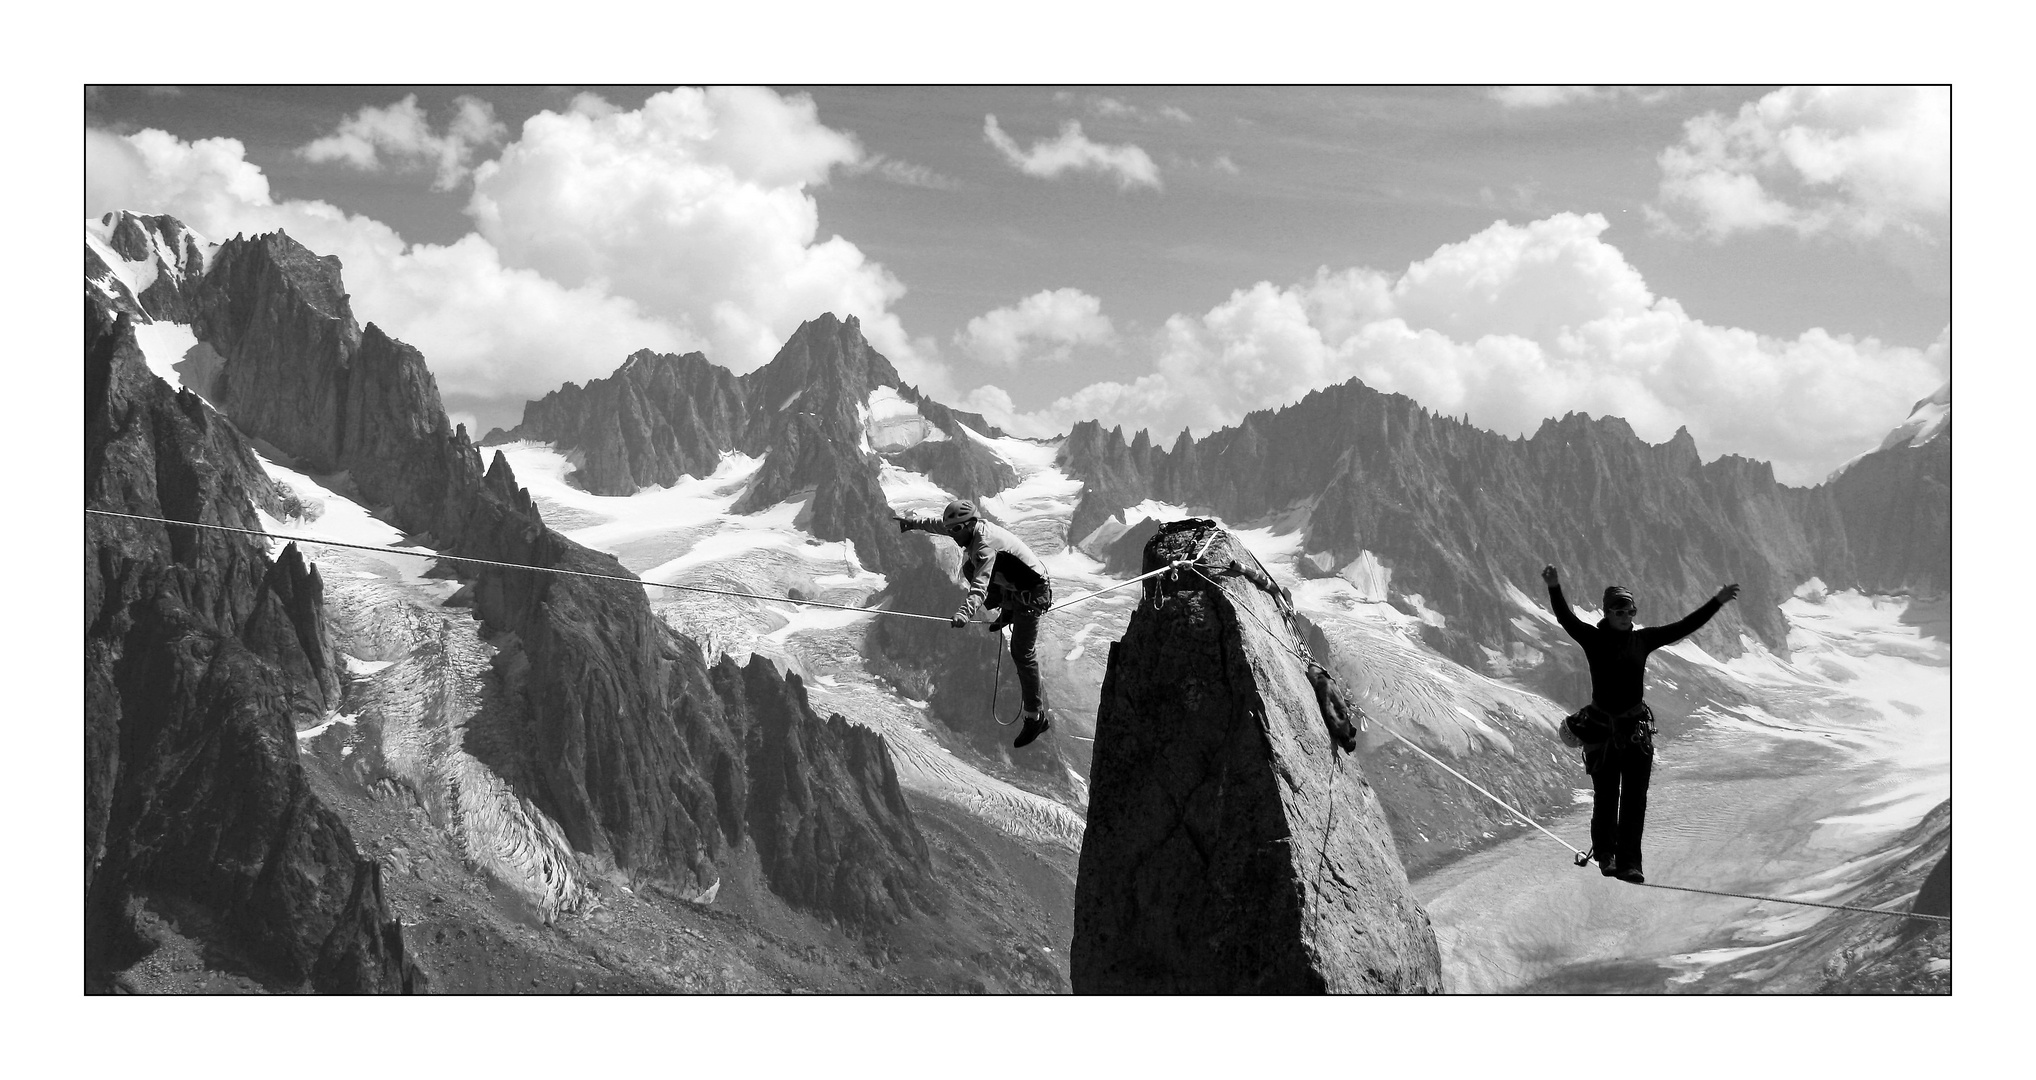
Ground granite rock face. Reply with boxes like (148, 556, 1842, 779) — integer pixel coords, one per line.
(1071, 521, 1442, 993)
(719, 658, 933, 928)
(482, 349, 748, 495)
(86, 293, 415, 992)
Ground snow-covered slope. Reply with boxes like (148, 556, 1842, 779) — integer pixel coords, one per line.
(497, 437, 1088, 850)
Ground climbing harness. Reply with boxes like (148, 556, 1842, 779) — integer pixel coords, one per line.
(1174, 560, 1951, 926)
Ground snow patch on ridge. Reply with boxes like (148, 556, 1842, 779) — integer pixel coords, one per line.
(863, 386, 946, 452)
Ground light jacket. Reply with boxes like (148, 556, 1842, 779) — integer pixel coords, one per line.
(901, 515, 1052, 618)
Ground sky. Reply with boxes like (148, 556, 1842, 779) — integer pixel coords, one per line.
(84, 83, 1949, 485)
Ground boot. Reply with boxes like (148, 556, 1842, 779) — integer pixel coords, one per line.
(1014, 708, 1051, 748)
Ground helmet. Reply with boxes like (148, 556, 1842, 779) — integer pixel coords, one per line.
(942, 500, 980, 528)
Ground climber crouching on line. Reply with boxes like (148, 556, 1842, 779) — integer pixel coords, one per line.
(1543, 563, 1739, 884)
(898, 500, 1056, 748)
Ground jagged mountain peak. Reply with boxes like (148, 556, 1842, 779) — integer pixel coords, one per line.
(745, 311, 903, 411)
(87, 211, 218, 323)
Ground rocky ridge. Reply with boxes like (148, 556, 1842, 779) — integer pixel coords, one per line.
(87, 292, 417, 992)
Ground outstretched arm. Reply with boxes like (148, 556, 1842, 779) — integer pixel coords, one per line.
(895, 514, 942, 535)
(1543, 564, 1591, 643)
(1641, 583, 1739, 647)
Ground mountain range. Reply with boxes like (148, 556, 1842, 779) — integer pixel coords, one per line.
(84, 210, 1949, 993)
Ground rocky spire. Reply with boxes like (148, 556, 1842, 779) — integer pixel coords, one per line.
(1072, 520, 1442, 993)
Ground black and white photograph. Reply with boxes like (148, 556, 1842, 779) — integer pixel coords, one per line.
(56, 7, 1998, 1059)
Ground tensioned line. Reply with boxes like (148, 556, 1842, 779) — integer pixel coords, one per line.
(86, 508, 1184, 626)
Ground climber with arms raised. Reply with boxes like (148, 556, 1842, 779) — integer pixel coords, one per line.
(1543, 564, 1740, 885)
(898, 500, 1056, 747)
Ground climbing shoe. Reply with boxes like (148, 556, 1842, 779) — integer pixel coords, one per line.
(1014, 709, 1050, 748)
(1599, 858, 1618, 878)
(1616, 866, 1646, 885)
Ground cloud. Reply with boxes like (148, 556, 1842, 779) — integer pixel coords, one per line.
(957, 289, 1115, 367)
(86, 88, 939, 429)
(1652, 86, 1949, 242)
(846, 153, 962, 190)
(982, 115, 1162, 191)
(968, 213, 1945, 484)
(298, 93, 508, 190)
(466, 88, 925, 382)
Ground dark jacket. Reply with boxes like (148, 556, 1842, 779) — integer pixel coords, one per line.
(1548, 584, 1724, 713)
(901, 515, 1052, 618)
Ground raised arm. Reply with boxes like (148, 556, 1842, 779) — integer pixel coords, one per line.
(1542, 564, 1591, 643)
(1640, 583, 1739, 648)
(895, 513, 943, 535)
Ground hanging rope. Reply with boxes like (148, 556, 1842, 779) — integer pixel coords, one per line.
(1175, 561, 1951, 925)
(989, 628, 1017, 727)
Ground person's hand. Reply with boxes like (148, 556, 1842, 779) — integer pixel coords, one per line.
(1716, 583, 1741, 604)
(950, 612, 968, 628)
(1541, 564, 1560, 587)
(895, 517, 910, 534)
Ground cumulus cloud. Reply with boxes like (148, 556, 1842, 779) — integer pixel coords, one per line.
(968, 213, 1945, 484)
(1652, 86, 1949, 241)
(89, 126, 689, 427)
(85, 88, 938, 429)
(299, 93, 508, 190)
(957, 289, 1114, 367)
(466, 87, 924, 382)
(982, 115, 1162, 191)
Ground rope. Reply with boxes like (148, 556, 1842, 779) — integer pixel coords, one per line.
(1176, 562, 1950, 925)
(85, 508, 959, 623)
(1635, 881, 1951, 923)
(1374, 724, 1587, 858)
(1044, 561, 1181, 614)
(989, 629, 1017, 727)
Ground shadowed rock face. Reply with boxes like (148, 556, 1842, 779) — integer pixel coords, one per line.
(86, 294, 415, 993)
(1071, 521, 1442, 993)
(719, 658, 933, 927)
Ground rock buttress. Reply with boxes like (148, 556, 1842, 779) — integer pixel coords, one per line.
(1071, 520, 1442, 993)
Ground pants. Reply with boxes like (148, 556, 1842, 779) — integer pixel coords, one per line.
(1586, 736, 1654, 872)
(991, 582, 1052, 714)
(1008, 609, 1044, 714)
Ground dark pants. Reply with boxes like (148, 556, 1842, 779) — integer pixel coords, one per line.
(992, 582, 1051, 714)
(1587, 740, 1654, 872)
(1008, 609, 1044, 713)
